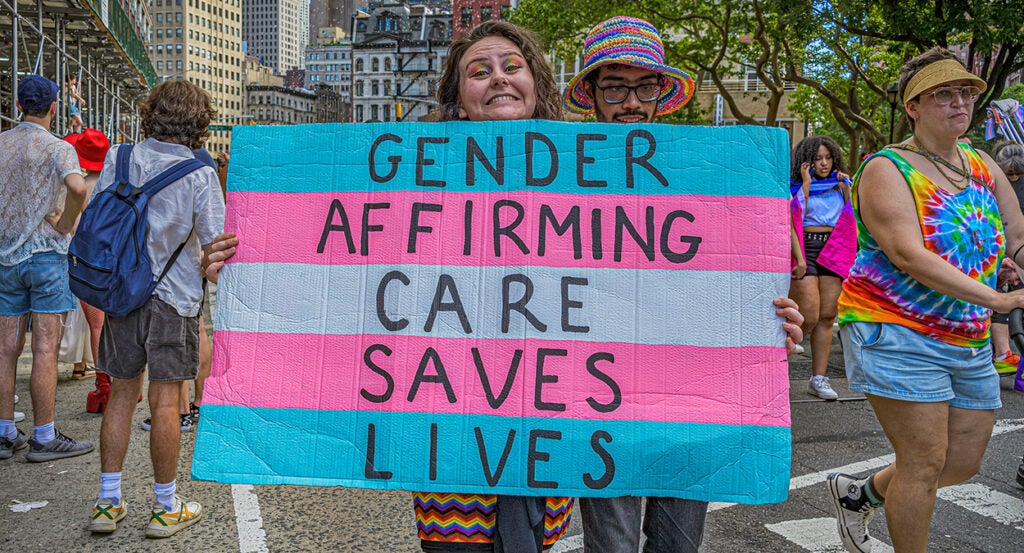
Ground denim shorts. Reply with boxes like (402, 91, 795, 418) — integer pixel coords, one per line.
(100, 295, 200, 382)
(0, 251, 76, 315)
(841, 321, 1001, 410)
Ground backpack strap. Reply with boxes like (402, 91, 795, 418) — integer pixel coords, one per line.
(112, 144, 134, 193)
(141, 157, 209, 289)
(140, 158, 209, 197)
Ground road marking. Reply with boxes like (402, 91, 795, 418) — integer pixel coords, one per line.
(232, 484, 269, 553)
(551, 534, 583, 553)
(710, 417, 1024, 512)
(765, 517, 894, 552)
(937, 483, 1024, 531)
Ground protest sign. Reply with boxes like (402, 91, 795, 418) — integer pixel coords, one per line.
(192, 120, 793, 504)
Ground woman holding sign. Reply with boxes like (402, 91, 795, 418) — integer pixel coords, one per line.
(828, 47, 1024, 553)
(788, 135, 854, 401)
(414, 21, 573, 553)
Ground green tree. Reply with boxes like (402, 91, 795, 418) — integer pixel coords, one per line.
(512, 0, 1024, 161)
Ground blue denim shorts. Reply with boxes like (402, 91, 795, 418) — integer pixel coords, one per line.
(841, 321, 1001, 410)
(0, 251, 75, 315)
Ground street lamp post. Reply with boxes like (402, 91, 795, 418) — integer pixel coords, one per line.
(886, 83, 899, 144)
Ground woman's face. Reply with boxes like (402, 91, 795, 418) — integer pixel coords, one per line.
(812, 145, 833, 178)
(457, 36, 536, 122)
(908, 78, 975, 138)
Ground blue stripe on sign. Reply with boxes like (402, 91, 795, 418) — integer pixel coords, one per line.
(213, 262, 790, 348)
(226, 121, 789, 199)
(192, 404, 791, 504)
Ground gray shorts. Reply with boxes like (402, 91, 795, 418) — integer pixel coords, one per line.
(99, 295, 200, 382)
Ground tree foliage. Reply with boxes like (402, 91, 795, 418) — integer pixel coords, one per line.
(511, 0, 1024, 161)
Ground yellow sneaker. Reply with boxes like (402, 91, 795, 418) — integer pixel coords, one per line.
(145, 495, 202, 538)
(89, 499, 127, 533)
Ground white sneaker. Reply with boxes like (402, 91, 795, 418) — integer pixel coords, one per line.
(809, 375, 839, 401)
(793, 344, 806, 354)
(827, 473, 879, 552)
(13, 411, 24, 423)
(13, 394, 18, 404)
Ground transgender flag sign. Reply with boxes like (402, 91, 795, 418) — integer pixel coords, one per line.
(193, 120, 793, 504)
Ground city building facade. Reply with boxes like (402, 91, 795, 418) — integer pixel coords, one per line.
(305, 40, 352, 101)
(243, 0, 305, 74)
(308, 0, 366, 45)
(148, 0, 244, 152)
(247, 84, 316, 125)
(351, 1, 451, 122)
(451, 0, 512, 40)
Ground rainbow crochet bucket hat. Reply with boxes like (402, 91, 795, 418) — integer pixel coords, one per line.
(564, 16, 695, 116)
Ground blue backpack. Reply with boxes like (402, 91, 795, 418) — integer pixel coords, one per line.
(68, 145, 207, 317)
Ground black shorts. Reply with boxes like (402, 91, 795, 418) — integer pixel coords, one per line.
(802, 231, 844, 279)
(99, 296, 200, 382)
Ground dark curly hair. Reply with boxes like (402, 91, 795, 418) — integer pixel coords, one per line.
(790, 135, 847, 183)
(139, 80, 216, 149)
(436, 20, 563, 121)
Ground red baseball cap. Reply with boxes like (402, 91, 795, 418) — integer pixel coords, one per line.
(73, 128, 110, 172)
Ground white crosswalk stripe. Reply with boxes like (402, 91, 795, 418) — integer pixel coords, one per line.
(765, 517, 894, 553)
(937, 483, 1024, 531)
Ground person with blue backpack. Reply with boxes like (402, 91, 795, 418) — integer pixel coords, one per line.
(77, 80, 225, 539)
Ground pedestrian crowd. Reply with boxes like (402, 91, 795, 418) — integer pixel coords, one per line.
(2, 14, 1024, 553)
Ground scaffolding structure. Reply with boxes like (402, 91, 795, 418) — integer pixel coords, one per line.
(0, 0, 155, 140)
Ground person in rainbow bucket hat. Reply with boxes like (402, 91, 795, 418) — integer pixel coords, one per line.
(566, 16, 719, 553)
(564, 15, 695, 123)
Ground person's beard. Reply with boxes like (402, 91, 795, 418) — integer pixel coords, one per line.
(611, 109, 654, 123)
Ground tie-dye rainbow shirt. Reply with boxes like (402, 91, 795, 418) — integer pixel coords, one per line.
(837, 144, 1002, 348)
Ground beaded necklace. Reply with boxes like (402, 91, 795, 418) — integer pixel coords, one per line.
(893, 142, 977, 190)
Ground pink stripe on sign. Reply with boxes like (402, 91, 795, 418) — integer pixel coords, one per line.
(224, 191, 789, 272)
(203, 330, 791, 427)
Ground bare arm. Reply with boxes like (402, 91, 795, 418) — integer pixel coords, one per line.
(790, 221, 806, 279)
(52, 172, 87, 236)
(858, 156, 1024, 314)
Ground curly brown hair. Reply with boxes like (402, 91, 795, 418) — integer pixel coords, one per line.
(790, 135, 847, 183)
(437, 20, 563, 121)
(139, 80, 216, 149)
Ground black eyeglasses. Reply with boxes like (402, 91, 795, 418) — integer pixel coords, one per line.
(592, 80, 665, 104)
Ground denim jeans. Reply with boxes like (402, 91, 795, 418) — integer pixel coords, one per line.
(581, 496, 708, 553)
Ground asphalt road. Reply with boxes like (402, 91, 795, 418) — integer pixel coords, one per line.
(3, 331, 1023, 552)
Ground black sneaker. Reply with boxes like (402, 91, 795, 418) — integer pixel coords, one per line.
(189, 403, 200, 424)
(0, 428, 28, 460)
(1016, 459, 1024, 488)
(180, 413, 194, 433)
(26, 430, 94, 462)
(827, 473, 879, 552)
(140, 415, 193, 432)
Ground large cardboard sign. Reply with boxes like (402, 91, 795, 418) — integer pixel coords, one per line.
(193, 121, 793, 504)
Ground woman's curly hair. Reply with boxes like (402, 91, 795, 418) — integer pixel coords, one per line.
(139, 80, 216, 149)
(437, 20, 563, 122)
(790, 135, 847, 183)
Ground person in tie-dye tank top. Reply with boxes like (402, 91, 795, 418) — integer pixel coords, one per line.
(825, 47, 1024, 553)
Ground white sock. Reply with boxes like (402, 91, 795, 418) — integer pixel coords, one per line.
(100, 472, 122, 505)
(154, 480, 176, 511)
(34, 421, 55, 443)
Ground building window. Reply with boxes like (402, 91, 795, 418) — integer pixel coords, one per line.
(157, 61, 164, 70)
(480, 6, 492, 21)
(356, 105, 363, 122)
(460, 7, 472, 28)
(500, 4, 511, 18)
(371, 105, 378, 120)
(372, 57, 379, 72)
(356, 58, 364, 72)
(371, 82, 379, 96)
(356, 81, 364, 97)
(384, 57, 392, 71)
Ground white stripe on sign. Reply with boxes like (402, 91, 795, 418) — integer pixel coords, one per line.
(711, 418, 1024, 512)
(765, 518, 894, 553)
(232, 484, 269, 553)
(937, 483, 1024, 531)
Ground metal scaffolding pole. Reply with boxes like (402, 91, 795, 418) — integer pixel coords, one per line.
(10, 0, 18, 121)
